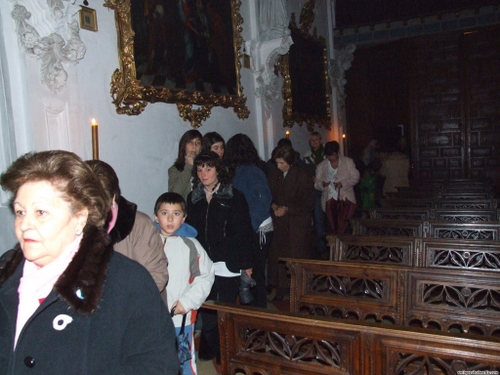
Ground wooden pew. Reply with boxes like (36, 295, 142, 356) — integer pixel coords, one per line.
(285, 258, 500, 337)
(205, 301, 500, 375)
(380, 198, 498, 209)
(387, 190, 495, 199)
(351, 218, 500, 239)
(369, 207, 500, 221)
(328, 234, 500, 270)
(427, 220, 500, 239)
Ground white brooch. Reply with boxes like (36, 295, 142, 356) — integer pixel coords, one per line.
(53, 314, 73, 331)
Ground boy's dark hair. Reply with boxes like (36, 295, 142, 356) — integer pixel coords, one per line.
(154, 192, 187, 216)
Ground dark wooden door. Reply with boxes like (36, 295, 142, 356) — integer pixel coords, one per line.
(410, 31, 465, 181)
(410, 26, 500, 186)
(464, 27, 500, 185)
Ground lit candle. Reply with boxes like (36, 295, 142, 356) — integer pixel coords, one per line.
(285, 130, 290, 139)
(91, 118, 99, 160)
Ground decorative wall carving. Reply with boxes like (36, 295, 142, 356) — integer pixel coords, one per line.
(254, 36, 293, 115)
(330, 44, 355, 129)
(9, 0, 86, 92)
(250, 0, 292, 117)
(258, 0, 288, 42)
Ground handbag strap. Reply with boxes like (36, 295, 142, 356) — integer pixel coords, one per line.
(179, 313, 187, 335)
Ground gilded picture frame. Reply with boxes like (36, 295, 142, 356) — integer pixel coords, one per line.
(278, 8, 331, 131)
(104, 0, 249, 128)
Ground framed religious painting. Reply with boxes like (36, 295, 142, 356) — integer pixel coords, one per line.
(278, 5, 331, 131)
(104, 0, 249, 127)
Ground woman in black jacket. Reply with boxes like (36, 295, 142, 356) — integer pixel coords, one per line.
(186, 151, 253, 369)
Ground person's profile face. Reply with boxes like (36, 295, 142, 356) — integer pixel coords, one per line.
(13, 180, 88, 268)
(275, 158, 290, 173)
(155, 203, 186, 238)
(186, 138, 202, 156)
(210, 142, 224, 158)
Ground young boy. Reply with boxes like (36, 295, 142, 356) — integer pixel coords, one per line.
(154, 192, 215, 375)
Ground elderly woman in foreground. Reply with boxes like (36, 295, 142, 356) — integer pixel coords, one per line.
(0, 150, 179, 375)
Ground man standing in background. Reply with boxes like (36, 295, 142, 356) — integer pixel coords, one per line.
(303, 132, 327, 257)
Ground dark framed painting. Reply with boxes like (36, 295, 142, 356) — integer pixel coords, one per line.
(278, 10, 331, 131)
(104, 0, 249, 127)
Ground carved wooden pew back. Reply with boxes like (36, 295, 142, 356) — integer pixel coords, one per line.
(285, 258, 500, 337)
(380, 198, 498, 209)
(351, 218, 500, 239)
(328, 234, 500, 270)
(205, 301, 500, 375)
(369, 207, 500, 221)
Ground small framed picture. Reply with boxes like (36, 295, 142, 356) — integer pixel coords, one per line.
(80, 6, 98, 32)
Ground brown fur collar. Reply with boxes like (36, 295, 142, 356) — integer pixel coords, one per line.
(0, 226, 113, 315)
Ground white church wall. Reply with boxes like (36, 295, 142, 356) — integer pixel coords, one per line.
(0, 0, 334, 255)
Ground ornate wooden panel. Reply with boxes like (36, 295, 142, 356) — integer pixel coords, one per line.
(464, 27, 500, 187)
(411, 26, 500, 186)
(209, 301, 500, 375)
(411, 32, 465, 181)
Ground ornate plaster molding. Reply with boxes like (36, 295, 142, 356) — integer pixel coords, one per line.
(9, 0, 86, 92)
(330, 44, 356, 106)
(330, 44, 356, 127)
(254, 36, 293, 115)
(258, 0, 288, 42)
(253, 0, 292, 116)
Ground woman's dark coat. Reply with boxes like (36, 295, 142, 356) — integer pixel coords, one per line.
(0, 226, 179, 375)
(186, 183, 253, 273)
(267, 164, 315, 289)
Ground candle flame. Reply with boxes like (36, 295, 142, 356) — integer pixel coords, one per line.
(91, 118, 98, 126)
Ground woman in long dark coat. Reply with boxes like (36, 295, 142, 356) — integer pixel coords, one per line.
(267, 145, 315, 300)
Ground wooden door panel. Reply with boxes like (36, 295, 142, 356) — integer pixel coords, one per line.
(411, 32, 464, 181)
(464, 27, 500, 187)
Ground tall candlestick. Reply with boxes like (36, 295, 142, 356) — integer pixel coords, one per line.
(91, 118, 99, 160)
(285, 130, 290, 139)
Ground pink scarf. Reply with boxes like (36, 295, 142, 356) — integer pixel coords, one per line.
(107, 203, 119, 233)
(14, 235, 82, 348)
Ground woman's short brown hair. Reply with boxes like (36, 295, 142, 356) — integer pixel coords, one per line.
(273, 144, 296, 166)
(0, 150, 111, 229)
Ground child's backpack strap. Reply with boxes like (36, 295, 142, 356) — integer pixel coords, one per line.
(180, 237, 201, 280)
